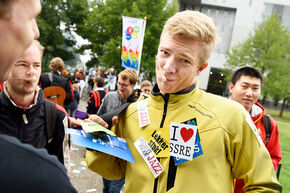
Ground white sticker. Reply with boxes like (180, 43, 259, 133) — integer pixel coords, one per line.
(246, 114, 264, 146)
(134, 137, 164, 178)
(170, 122, 197, 161)
(137, 100, 150, 128)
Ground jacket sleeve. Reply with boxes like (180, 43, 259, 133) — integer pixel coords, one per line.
(229, 113, 281, 192)
(266, 118, 282, 170)
(86, 149, 126, 180)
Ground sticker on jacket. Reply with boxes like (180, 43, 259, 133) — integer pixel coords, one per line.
(145, 128, 170, 157)
(170, 122, 198, 161)
(134, 137, 164, 178)
(246, 114, 264, 146)
(173, 118, 203, 165)
(137, 100, 150, 128)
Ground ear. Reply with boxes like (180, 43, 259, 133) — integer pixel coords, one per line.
(228, 82, 234, 94)
(196, 63, 208, 76)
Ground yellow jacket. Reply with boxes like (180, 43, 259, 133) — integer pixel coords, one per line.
(87, 83, 281, 193)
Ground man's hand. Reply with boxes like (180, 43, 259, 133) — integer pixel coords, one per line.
(69, 117, 81, 128)
(86, 114, 119, 128)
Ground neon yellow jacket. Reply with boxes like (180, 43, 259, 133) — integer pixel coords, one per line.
(86, 83, 281, 193)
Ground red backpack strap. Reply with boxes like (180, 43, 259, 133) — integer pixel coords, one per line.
(90, 91, 98, 108)
(95, 90, 101, 107)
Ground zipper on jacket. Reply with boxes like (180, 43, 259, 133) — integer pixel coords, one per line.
(22, 113, 28, 124)
(153, 94, 169, 193)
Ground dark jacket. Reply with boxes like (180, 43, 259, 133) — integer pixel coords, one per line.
(67, 89, 80, 111)
(0, 87, 67, 163)
(39, 71, 74, 106)
(0, 134, 77, 193)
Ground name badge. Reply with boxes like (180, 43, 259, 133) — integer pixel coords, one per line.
(137, 100, 150, 128)
(134, 137, 164, 178)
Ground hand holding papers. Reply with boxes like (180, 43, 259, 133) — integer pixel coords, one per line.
(80, 120, 116, 137)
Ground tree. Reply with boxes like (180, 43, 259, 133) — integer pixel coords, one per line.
(224, 13, 290, 117)
(37, 0, 89, 72)
(75, 0, 178, 79)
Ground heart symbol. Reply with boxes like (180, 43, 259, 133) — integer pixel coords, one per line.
(180, 127, 194, 143)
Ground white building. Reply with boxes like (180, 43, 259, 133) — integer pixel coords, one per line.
(178, 0, 290, 95)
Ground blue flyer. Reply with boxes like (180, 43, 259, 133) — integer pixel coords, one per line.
(174, 119, 203, 165)
(66, 128, 135, 163)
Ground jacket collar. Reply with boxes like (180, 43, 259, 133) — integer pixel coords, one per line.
(151, 82, 197, 96)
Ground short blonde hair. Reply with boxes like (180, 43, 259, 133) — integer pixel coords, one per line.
(49, 57, 65, 73)
(118, 68, 137, 85)
(162, 10, 218, 65)
(32, 40, 44, 57)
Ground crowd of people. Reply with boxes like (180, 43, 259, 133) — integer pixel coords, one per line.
(0, 0, 283, 193)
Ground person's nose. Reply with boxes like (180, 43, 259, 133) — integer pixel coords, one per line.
(32, 19, 40, 40)
(245, 88, 253, 97)
(162, 56, 176, 73)
(26, 65, 36, 76)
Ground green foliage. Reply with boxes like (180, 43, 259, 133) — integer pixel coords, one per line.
(225, 13, 290, 115)
(37, 0, 90, 72)
(75, 0, 179, 78)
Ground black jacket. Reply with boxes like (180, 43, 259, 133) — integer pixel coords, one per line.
(0, 87, 66, 163)
(0, 134, 77, 193)
(39, 71, 74, 106)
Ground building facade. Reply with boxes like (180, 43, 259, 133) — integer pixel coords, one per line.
(178, 0, 290, 95)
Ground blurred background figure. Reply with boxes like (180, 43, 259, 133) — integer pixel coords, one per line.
(67, 83, 80, 117)
(39, 57, 74, 110)
(140, 80, 152, 95)
(87, 76, 108, 115)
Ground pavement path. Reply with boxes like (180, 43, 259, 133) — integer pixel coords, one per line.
(64, 92, 103, 193)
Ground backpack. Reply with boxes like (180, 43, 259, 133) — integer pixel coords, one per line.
(44, 99, 57, 143)
(87, 89, 108, 114)
(42, 72, 67, 108)
(262, 114, 272, 146)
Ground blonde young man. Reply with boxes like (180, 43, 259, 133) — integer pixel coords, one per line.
(86, 11, 281, 193)
(0, 1, 77, 192)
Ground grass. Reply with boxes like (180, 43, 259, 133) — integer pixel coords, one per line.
(276, 122, 290, 192)
(267, 108, 290, 192)
(266, 108, 290, 123)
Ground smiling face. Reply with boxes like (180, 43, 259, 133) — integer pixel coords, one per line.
(0, 0, 41, 81)
(7, 43, 42, 96)
(156, 32, 208, 94)
(229, 75, 261, 112)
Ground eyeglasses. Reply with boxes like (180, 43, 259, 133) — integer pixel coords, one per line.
(117, 82, 130, 87)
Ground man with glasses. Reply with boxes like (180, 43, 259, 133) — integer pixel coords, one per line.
(96, 68, 137, 193)
(97, 68, 137, 116)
